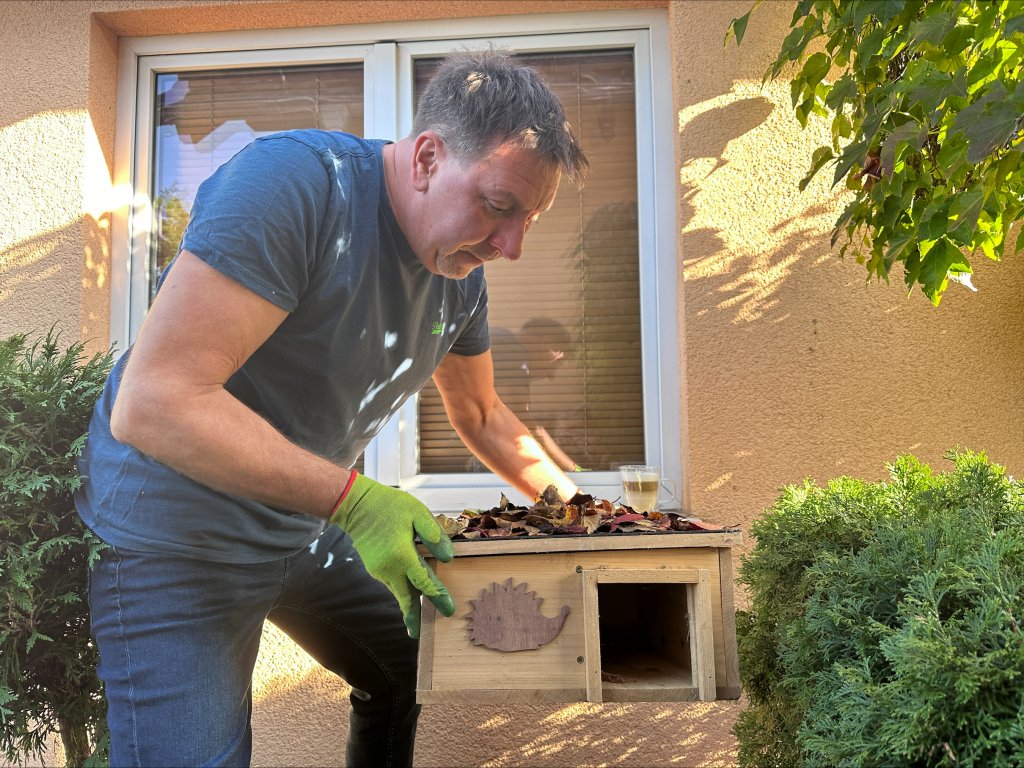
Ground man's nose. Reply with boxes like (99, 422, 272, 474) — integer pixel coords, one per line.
(489, 218, 529, 262)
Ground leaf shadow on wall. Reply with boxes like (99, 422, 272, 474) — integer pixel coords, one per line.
(0, 214, 110, 345)
(682, 190, 843, 326)
(250, 611, 742, 768)
(249, 662, 744, 768)
(416, 699, 744, 767)
(679, 97, 774, 177)
(678, 97, 847, 325)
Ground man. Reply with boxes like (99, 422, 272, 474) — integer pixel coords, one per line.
(76, 49, 588, 767)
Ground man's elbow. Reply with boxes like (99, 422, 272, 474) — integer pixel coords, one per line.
(109, 387, 161, 451)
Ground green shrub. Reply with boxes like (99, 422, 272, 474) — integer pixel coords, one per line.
(735, 450, 1024, 767)
(0, 331, 113, 766)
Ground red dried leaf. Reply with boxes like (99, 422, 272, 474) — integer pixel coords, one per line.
(613, 513, 646, 523)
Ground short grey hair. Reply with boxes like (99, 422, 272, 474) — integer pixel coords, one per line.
(412, 48, 589, 186)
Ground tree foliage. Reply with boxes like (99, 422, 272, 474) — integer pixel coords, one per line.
(727, 0, 1024, 304)
(734, 450, 1024, 767)
(0, 331, 112, 766)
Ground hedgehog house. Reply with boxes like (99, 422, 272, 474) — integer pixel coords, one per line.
(417, 529, 741, 704)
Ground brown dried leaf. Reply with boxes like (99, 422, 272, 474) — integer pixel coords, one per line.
(582, 511, 602, 534)
(539, 484, 562, 506)
(434, 514, 466, 538)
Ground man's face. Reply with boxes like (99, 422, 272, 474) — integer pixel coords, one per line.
(412, 136, 561, 279)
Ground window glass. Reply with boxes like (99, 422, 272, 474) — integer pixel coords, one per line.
(151, 64, 364, 300)
(414, 50, 644, 473)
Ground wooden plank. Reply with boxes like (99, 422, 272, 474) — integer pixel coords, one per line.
(693, 569, 717, 702)
(687, 583, 699, 690)
(718, 547, 741, 692)
(588, 568, 699, 584)
(581, 570, 602, 703)
(417, 600, 436, 694)
(441, 531, 741, 558)
(417, 688, 589, 705)
(604, 687, 701, 703)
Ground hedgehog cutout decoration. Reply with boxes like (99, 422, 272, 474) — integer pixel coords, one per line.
(467, 578, 570, 652)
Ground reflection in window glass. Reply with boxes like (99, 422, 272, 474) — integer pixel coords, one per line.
(151, 64, 364, 300)
(415, 50, 644, 473)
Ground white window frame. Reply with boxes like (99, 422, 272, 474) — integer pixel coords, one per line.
(110, 9, 684, 513)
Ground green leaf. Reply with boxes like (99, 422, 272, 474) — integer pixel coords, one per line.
(886, 229, 917, 263)
(902, 244, 922, 292)
(880, 120, 926, 177)
(872, 0, 908, 25)
(802, 52, 832, 89)
(942, 23, 976, 54)
(25, 630, 53, 654)
(966, 50, 1003, 92)
(800, 146, 836, 191)
(779, 25, 809, 63)
(905, 65, 965, 115)
(919, 238, 970, 304)
(921, 200, 951, 241)
(1006, 13, 1024, 38)
(825, 73, 858, 111)
(725, 7, 755, 47)
(833, 139, 871, 187)
(909, 7, 956, 46)
(949, 186, 985, 239)
(936, 133, 970, 183)
(790, 0, 815, 27)
(953, 83, 1021, 163)
(831, 200, 860, 247)
(855, 27, 887, 71)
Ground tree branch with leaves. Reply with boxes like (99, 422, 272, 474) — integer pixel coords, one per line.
(727, 0, 1024, 305)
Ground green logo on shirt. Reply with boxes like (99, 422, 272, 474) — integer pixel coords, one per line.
(431, 322, 444, 335)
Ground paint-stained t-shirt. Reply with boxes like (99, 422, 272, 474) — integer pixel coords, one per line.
(76, 131, 490, 563)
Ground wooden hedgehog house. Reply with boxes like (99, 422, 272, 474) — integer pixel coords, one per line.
(418, 493, 742, 704)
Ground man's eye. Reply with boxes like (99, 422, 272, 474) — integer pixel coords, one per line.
(484, 199, 510, 215)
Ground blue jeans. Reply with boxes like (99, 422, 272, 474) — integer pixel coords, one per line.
(88, 524, 420, 767)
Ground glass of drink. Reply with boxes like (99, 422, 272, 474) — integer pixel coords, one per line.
(619, 464, 675, 512)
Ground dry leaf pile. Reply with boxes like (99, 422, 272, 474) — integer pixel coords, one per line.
(435, 485, 735, 540)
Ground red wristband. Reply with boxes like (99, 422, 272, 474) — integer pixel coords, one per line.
(331, 470, 359, 515)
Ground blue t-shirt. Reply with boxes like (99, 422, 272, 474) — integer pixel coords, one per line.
(76, 131, 490, 563)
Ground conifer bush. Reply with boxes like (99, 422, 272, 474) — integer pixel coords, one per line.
(0, 331, 113, 766)
(735, 451, 1024, 767)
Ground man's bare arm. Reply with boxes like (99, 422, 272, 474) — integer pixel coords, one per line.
(431, 350, 579, 501)
(110, 250, 349, 519)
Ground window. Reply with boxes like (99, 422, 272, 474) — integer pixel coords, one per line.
(112, 11, 682, 510)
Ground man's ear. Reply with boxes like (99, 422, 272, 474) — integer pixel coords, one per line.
(411, 131, 444, 192)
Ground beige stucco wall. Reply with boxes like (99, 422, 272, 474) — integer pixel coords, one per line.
(675, 0, 1024, 552)
(3, 0, 1021, 766)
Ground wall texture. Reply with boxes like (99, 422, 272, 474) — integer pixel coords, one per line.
(3, 0, 1021, 766)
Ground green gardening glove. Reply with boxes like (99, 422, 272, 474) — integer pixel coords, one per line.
(330, 472, 455, 638)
